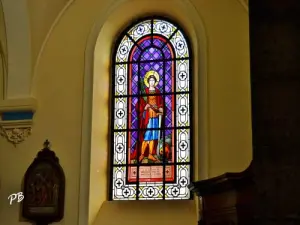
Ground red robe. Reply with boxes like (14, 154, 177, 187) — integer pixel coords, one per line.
(130, 87, 163, 160)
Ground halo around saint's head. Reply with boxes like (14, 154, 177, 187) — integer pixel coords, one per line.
(144, 70, 160, 87)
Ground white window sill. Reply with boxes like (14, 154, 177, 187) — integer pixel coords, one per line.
(93, 200, 197, 225)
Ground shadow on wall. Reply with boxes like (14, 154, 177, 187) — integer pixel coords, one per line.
(0, 0, 7, 100)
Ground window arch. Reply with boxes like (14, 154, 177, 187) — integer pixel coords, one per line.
(110, 16, 193, 200)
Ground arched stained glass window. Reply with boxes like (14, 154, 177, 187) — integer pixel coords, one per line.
(110, 17, 193, 200)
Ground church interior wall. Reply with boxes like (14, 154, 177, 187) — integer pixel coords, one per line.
(0, 0, 251, 225)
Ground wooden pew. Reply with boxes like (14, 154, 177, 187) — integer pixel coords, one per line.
(188, 162, 254, 225)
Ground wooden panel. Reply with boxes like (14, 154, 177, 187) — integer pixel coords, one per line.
(189, 163, 254, 225)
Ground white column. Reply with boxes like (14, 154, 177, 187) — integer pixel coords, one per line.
(1, 0, 31, 99)
(0, 0, 36, 145)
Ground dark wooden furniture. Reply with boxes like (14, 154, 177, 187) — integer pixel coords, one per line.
(188, 162, 254, 225)
(22, 140, 65, 225)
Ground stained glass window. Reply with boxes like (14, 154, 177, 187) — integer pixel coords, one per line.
(110, 17, 193, 200)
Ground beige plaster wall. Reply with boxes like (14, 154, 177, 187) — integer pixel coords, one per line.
(0, 0, 251, 225)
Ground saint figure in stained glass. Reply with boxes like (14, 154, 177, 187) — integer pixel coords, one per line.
(134, 71, 164, 163)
